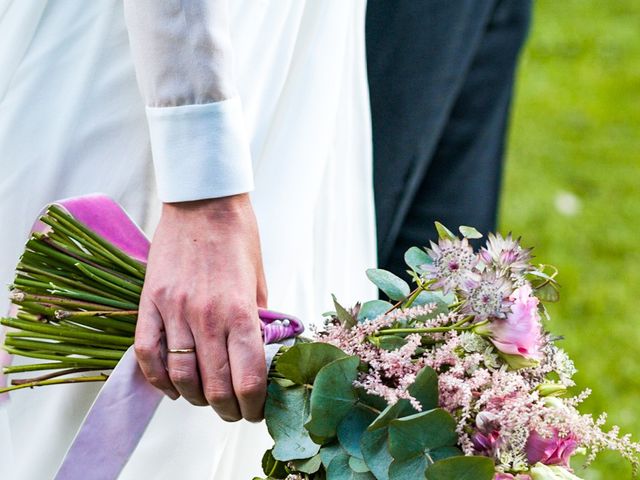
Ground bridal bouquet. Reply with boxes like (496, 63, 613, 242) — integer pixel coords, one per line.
(1, 203, 638, 480)
(258, 225, 640, 480)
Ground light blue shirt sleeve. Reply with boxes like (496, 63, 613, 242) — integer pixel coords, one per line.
(145, 97, 254, 202)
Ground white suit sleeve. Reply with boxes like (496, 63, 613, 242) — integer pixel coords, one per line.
(123, 0, 253, 202)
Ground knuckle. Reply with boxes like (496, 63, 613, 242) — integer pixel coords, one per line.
(204, 386, 233, 407)
(230, 303, 254, 322)
(145, 374, 166, 388)
(236, 376, 266, 400)
(134, 341, 156, 360)
(145, 283, 167, 300)
(168, 368, 193, 386)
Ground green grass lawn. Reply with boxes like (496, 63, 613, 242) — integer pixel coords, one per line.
(501, 0, 640, 477)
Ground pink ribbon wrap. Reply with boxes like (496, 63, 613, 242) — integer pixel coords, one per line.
(0, 194, 303, 479)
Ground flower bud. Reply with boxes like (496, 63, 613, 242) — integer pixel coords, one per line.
(529, 464, 583, 480)
(536, 382, 567, 397)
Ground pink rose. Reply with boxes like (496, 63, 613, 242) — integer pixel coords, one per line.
(495, 474, 532, 480)
(490, 284, 542, 360)
(526, 430, 578, 467)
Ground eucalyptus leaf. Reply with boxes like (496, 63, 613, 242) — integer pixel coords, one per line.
(407, 366, 439, 412)
(388, 409, 458, 461)
(458, 226, 483, 239)
(434, 222, 456, 240)
(337, 405, 376, 459)
(388, 455, 427, 480)
(276, 342, 348, 385)
(404, 247, 432, 272)
(411, 291, 451, 317)
(265, 383, 320, 461)
(361, 427, 393, 480)
(292, 454, 322, 474)
(349, 456, 371, 473)
(327, 451, 376, 480)
(365, 269, 410, 301)
(357, 300, 393, 322)
(368, 401, 406, 431)
(367, 366, 439, 430)
(261, 448, 289, 479)
(378, 335, 406, 351)
(320, 443, 344, 469)
(305, 356, 360, 439)
(424, 456, 495, 480)
(333, 294, 357, 328)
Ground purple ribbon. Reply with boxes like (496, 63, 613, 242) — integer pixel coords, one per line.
(0, 194, 303, 479)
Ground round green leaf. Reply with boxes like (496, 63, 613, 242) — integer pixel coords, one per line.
(338, 405, 376, 459)
(404, 247, 432, 272)
(388, 409, 458, 461)
(349, 456, 370, 473)
(424, 456, 495, 480)
(358, 300, 393, 322)
(389, 455, 427, 480)
(261, 448, 289, 478)
(327, 451, 376, 480)
(365, 269, 410, 301)
(367, 366, 439, 430)
(361, 427, 393, 480)
(265, 383, 320, 461)
(408, 366, 439, 412)
(378, 335, 407, 351)
(276, 342, 348, 385)
(305, 356, 360, 439)
(292, 454, 322, 474)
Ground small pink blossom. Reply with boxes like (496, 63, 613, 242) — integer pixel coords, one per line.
(526, 430, 578, 467)
(490, 284, 543, 360)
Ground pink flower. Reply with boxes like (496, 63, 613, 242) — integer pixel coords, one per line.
(526, 430, 578, 467)
(489, 284, 542, 360)
(473, 430, 501, 457)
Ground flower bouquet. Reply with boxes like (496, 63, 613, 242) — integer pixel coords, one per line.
(1, 202, 638, 480)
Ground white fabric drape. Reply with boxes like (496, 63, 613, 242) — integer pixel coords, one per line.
(0, 0, 376, 478)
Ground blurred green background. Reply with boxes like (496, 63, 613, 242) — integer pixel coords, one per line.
(501, 0, 640, 477)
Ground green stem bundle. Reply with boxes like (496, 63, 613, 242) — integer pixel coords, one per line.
(0, 206, 145, 394)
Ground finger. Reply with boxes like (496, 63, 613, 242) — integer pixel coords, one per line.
(164, 317, 208, 406)
(135, 296, 179, 400)
(227, 313, 267, 422)
(195, 323, 242, 421)
(256, 268, 268, 308)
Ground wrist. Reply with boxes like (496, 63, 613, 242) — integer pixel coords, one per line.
(161, 194, 254, 222)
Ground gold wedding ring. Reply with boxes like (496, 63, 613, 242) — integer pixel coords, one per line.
(167, 347, 196, 354)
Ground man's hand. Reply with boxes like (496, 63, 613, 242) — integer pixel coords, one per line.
(135, 194, 268, 422)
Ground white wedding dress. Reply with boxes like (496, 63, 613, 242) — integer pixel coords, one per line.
(0, 1, 376, 478)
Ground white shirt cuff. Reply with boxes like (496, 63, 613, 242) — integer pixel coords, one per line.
(146, 96, 254, 202)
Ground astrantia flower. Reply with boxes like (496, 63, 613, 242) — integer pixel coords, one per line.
(422, 237, 479, 293)
(526, 430, 578, 468)
(461, 271, 514, 320)
(480, 233, 532, 274)
(489, 284, 543, 360)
